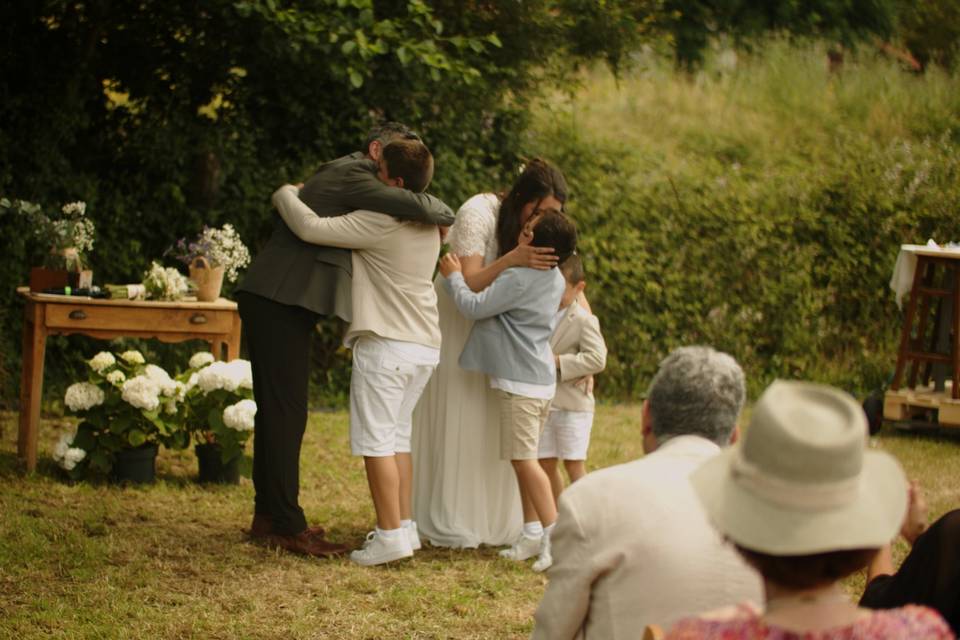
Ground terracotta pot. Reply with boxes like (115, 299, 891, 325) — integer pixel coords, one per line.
(189, 256, 225, 302)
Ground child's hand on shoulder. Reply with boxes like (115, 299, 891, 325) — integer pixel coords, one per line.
(439, 253, 462, 278)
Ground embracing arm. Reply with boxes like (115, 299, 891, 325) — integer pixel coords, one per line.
(272, 185, 379, 249)
(339, 160, 455, 225)
(442, 269, 525, 321)
(460, 246, 557, 293)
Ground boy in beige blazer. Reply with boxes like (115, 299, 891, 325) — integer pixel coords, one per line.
(538, 255, 607, 499)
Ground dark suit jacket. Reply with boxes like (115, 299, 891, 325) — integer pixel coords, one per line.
(237, 152, 454, 321)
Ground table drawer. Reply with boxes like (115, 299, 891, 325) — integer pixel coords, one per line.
(45, 305, 235, 334)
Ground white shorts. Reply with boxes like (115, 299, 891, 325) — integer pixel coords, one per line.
(537, 410, 594, 461)
(349, 337, 437, 457)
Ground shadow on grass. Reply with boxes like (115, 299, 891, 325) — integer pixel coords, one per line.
(0, 447, 211, 490)
(881, 423, 960, 445)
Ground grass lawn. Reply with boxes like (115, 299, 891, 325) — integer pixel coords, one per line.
(1, 405, 958, 639)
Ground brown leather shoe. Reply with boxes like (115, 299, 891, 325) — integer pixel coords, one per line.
(246, 513, 325, 540)
(266, 530, 348, 558)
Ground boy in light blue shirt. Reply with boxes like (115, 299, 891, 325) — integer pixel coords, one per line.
(438, 210, 577, 572)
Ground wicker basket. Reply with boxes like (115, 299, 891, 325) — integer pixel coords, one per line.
(189, 256, 225, 302)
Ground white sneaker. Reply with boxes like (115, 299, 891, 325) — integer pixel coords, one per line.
(498, 534, 543, 561)
(406, 521, 422, 551)
(350, 530, 413, 566)
(532, 534, 553, 573)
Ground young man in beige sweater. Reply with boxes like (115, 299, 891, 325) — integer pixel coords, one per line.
(271, 139, 442, 565)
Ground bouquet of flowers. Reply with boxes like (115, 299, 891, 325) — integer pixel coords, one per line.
(2, 197, 96, 270)
(176, 351, 256, 474)
(168, 224, 251, 283)
(142, 261, 190, 301)
(57, 350, 189, 479)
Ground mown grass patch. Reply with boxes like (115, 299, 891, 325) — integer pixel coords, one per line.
(2, 406, 958, 639)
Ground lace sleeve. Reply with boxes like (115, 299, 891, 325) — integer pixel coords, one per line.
(448, 193, 498, 258)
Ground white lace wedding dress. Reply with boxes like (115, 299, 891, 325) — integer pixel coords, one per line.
(411, 193, 523, 548)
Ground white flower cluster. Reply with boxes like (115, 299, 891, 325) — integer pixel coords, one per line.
(120, 350, 145, 364)
(121, 375, 161, 411)
(53, 433, 87, 471)
(223, 399, 257, 432)
(65, 382, 105, 411)
(197, 359, 253, 393)
(106, 370, 126, 386)
(88, 351, 116, 373)
(189, 351, 215, 369)
(143, 261, 189, 301)
(61, 201, 87, 217)
(201, 224, 251, 283)
(145, 364, 178, 397)
(44, 201, 95, 253)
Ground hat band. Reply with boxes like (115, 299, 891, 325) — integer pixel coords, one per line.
(730, 452, 860, 510)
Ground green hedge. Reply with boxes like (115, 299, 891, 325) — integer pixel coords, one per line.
(3, 33, 958, 410)
(531, 41, 960, 399)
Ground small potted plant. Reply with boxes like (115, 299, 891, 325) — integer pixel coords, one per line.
(57, 349, 188, 483)
(167, 224, 251, 301)
(177, 351, 255, 484)
(4, 198, 97, 291)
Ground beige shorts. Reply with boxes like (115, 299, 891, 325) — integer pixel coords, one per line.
(497, 390, 551, 461)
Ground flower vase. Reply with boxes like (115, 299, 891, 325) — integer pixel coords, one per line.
(111, 444, 158, 484)
(195, 442, 241, 484)
(189, 256, 225, 302)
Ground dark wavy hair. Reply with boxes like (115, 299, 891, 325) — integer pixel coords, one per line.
(496, 158, 568, 257)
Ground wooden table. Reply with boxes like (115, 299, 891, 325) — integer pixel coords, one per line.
(16, 287, 242, 472)
(884, 247, 960, 427)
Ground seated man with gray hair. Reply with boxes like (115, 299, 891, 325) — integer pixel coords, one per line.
(532, 346, 763, 639)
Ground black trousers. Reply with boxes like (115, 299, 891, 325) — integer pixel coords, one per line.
(237, 291, 319, 535)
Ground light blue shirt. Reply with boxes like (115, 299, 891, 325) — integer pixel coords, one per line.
(444, 267, 565, 385)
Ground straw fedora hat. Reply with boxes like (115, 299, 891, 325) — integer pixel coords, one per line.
(691, 380, 907, 555)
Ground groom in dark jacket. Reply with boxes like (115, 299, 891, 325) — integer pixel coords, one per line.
(236, 123, 454, 557)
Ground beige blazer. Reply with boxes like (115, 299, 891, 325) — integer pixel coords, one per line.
(272, 185, 441, 349)
(551, 303, 607, 412)
(532, 436, 763, 640)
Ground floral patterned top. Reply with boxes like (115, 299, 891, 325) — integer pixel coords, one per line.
(446, 192, 501, 264)
(665, 604, 954, 640)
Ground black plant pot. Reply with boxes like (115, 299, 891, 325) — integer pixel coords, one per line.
(112, 444, 158, 484)
(195, 443, 240, 485)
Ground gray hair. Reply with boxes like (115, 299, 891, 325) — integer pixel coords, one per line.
(647, 346, 745, 446)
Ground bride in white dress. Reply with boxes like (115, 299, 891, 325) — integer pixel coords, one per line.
(412, 159, 568, 548)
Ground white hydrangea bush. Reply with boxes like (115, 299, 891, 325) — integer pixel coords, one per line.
(59, 349, 188, 479)
(177, 355, 256, 473)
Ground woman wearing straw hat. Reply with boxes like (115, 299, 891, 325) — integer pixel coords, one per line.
(666, 380, 953, 639)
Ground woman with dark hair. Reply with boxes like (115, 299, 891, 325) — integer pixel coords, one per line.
(411, 159, 569, 549)
(666, 381, 953, 639)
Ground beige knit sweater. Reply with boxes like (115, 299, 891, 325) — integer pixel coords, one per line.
(272, 184, 441, 349)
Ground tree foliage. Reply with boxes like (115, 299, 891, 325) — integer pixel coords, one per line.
(0, 1, 927, 408)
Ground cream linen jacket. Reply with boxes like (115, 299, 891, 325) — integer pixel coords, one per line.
(532, 436, 763, 640)
(272, 185, 441, 349)
(551, 303, 607, 412)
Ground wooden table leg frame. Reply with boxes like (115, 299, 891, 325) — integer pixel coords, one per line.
(16, 288, 242, 472)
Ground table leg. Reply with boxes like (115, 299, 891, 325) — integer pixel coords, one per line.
(953, 269, 960, 400)
(209, 339, 225, 361)
(892, 257, 927, 391)
(18, 301, 46, 473)
(227, 315, 241, 361)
